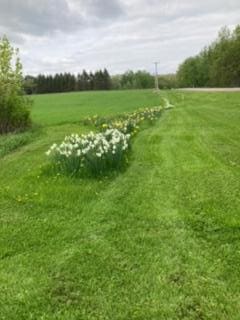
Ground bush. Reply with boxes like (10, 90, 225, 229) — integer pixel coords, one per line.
(46, 129, 130, 176)
(0, 36, 31, 134)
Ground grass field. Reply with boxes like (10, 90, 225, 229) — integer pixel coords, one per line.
(0, 89, 240, 319)
(31, 90, 162, 125)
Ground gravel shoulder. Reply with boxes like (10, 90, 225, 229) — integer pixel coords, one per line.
(177, 88, 240, 92)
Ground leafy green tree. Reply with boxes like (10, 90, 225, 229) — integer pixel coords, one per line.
(135, 71, 154, 89)
(111, 75, 122, 90)
(24, 75, 36, 94)
(120, 70, 135, 89)
(177, 57, 199, 87)
(118, 70, 154, 90)
(0, 36, 31, 134)
(177, 25, 240, 87)
(158, 74, 177, 89)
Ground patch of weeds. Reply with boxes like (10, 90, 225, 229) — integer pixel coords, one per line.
(0, 125, 42, 158)
(168, 270, 186, 286)
(177, 298, 205, 320)
(49, 273, 82, 309)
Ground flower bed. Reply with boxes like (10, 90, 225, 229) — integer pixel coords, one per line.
(84, 106, 163, 135)
(46, 129, 130, 176)
(46, 101, 174, 177)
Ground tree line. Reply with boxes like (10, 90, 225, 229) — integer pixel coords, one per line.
(177, 25, 240, 87)
(112, 71, 177, 90)
(24, 69, 177, 94)
(24, 69, 112, 94)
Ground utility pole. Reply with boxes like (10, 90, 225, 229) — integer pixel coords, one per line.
(154, 62, 159, 91)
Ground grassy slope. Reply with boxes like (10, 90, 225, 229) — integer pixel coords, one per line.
(31, 90, 162, 126)
(0, 90, 240, 319)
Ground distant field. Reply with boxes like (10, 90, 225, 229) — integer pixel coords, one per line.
(31, 90, 162, 125)
(0, 89, 240, 319)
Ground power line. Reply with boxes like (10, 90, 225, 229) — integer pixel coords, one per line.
(154, 62, 159, 91)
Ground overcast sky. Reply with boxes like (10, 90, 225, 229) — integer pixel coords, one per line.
(0, 0, 239, 75)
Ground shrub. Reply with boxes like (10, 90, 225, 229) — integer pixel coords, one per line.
(46, 129, 130, 176)
(0, 36, 31, 134)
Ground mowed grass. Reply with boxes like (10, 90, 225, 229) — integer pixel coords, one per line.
(0, 90, 240, 319)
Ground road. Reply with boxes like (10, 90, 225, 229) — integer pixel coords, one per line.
(177, 88, 240, 92)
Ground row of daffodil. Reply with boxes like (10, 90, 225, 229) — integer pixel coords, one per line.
(46, 129, 131, 176)
(83, 105, 164, 135)
(46, 100, 174, 176)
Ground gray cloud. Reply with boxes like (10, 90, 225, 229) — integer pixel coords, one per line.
(0, 0, 79, 36)
(0, 0, 239, 75)
(70, 0, 124, 20)
(0, 0, 124, 36)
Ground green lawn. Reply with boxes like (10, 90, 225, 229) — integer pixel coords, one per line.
(31, 90, 162, 126)
(0, 90, 240, 319)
